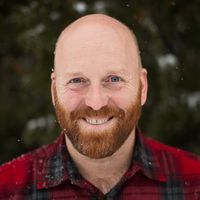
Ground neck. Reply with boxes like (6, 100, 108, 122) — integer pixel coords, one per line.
(65, 129, 136, 194)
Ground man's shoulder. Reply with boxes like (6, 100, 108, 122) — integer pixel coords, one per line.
(0, 142, 53, 196)
(145, 136, 200, 175)
(0, 151, 33, 185)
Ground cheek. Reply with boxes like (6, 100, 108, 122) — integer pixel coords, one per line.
(109, 90, 136, 109)
(55, 80, 84, 112)
(59, 92, 84, 112)
(109, 81, 141, 109)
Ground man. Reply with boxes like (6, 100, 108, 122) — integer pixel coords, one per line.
(0, 14, 199, 199)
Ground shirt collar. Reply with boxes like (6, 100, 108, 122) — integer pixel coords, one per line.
(36, 134, 71, 189)
(130, 128, 167, 182)
(36, 128, 166, 189)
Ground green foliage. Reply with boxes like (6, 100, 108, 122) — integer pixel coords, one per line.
(0, 0, 199, 164)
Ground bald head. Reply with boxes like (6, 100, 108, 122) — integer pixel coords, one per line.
(54, 14, 142, 71)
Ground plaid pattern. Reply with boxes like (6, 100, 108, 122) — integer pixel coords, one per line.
(0, 129, 200, 200)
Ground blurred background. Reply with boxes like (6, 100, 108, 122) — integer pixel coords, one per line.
(0, 0, 200, 164)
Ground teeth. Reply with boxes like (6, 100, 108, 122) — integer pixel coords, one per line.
(85, 118, 109, 125)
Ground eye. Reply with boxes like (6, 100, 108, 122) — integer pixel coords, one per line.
(103, 75, 124, 89)
(110, 76, 122, 82)
(66, 77, 89, 90)
(68, 77, 86, 84)
(106, 75, 123, 83)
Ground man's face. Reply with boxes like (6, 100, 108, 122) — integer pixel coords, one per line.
(52, 22, 147, 158)
(53, 85, 141, 158)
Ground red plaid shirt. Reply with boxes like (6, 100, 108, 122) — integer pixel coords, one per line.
(0, 129, 200, 200)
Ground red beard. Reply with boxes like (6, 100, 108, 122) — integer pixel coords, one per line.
(54, 86, 141, 159)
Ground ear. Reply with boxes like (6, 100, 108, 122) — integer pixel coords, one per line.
(51, 72, 56, 106)
(140, 68, 148, 106)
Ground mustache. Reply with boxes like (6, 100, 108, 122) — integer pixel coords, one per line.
(70, 105, 125, 121)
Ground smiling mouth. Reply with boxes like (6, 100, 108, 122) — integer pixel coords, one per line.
(83, 116, 114, 125)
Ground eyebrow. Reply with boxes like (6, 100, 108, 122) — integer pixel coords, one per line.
(64, 68, 127, 77)
(64, 72, 85, 77)
(105, 69, 127, 75)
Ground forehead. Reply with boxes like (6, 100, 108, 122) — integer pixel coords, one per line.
(55, 23, 139, 76)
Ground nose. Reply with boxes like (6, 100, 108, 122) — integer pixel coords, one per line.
(84, 84, 109, 110)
